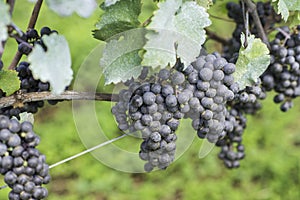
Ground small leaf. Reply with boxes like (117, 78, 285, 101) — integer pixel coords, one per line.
(194, 0, 214, 9)
(277, 0, 289, 21)
(13, 112, 34, 124)
(272, 0, 300, 21)
(0, 70, 20, 96)
(0, 1, 11, 51)
(28, 34, 73, 94)
(104, 0, 121, 7)
(100, 29, 146, 85)
(235, 34, 270, 90)
(46, 0, 97, 18)
(93, 0, 142, 41)
(287, 11, 300, 27)
(142, 0, 211, 68)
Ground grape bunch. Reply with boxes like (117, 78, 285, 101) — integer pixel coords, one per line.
(229, 80, 266, 115)
(18, 27, 58, 55)
(216, 107, 247, 168)
(261, 27, 300, 112)
(0, 115, 50, 200)
(112, 53, 243, 170)
(0, 61, 52, 118)
(181, 53, 235, 143)
(112, 68, 185, 172)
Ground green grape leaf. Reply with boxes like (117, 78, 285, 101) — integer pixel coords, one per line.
(13, 112, 34, 124)
(28, 34, 73, 94)
(0, 1, 11, 51)
(100, 29, 146, 85)
(104, 0, 121, 7)
(0, 70, 20, 96)
(235, 34, 270, 90)
(287, 11, 300, 27)
(194, 0, 213, 9)
(46, 0, 97, 18)
(272, 0, 300, 21)
(93, 0, 142, 41)
(142, 0, 211, 69)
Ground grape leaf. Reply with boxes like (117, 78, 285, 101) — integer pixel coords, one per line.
(0, 1, 11, 52)
(14, 112, 34, 124)
(287, 11, 300, 27)
(0, 70, 20, 96)
(273, 0, 300, 21)
(100, 29, 146, 85)
(194, 0, 213, 9)
(93, 0, 142, 41)
(234, 34, 270, 90)
(142, 0, 211, 69)
(46, 0, 97, 18)
(104, 0, 121, 7)
(28, 34, 73, 94)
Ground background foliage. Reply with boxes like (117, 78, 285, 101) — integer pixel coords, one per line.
(1, 1, 300, 200)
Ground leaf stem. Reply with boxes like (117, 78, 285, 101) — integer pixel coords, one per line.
(243, 0, 270, 48)
(27, 0, 43, 29)
(0, 91, 119, 109)
(209, 14, 234, 23)
(6, 0, 15, 16)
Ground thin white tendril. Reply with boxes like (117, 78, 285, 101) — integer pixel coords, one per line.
(49, 134, 127, 168)
(0, 133, 128, 190)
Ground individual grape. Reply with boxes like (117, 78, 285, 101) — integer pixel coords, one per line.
(171, 71, 185, 85)
(161, 85, 174, 97)
(4, 171, 18, 186)
(18, 42, 32, 55)
(199, 68, 213, 81)
(26, 29, 39, 39)
(165, 95, 177, 107)
(213, 70, 225, 81)
(7, 134, 21, 147)
(158, 69, 170, 80)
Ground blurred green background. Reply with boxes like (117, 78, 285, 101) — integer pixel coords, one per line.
(1, 1, 300, 199)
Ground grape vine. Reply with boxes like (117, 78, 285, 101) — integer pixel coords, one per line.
(0, 0, 300, 199)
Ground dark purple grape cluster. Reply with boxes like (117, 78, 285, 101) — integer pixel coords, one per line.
(216, 107, 247, 168)
(0, 61, 51, 118)
(182, 53, 235, 143)
(112, 68, 184, 172)
(223, 1, 279, 62)
(112, 53, 244, 170)
(229, 80, 266, 115)
(0, 115, 50, 200)
(18, 27, 58, 55)
(261, 27, 300, 111)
